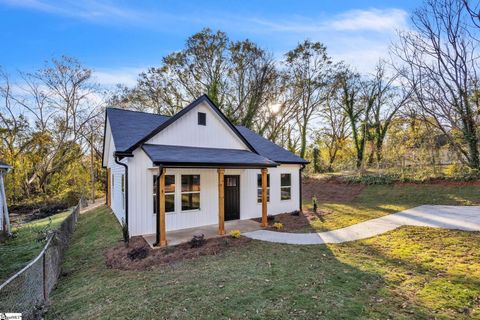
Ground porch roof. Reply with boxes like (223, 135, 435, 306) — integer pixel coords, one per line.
(142, 144, 277, 168)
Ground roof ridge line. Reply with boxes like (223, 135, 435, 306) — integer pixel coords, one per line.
(107, 107, 171, 117)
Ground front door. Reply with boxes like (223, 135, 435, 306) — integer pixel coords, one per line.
(224, 175, 240, 221)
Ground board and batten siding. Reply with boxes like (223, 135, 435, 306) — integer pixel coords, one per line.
(127, 148, 301, 237)
(103, 119, 127, 224)
(146, 101, 249, 150)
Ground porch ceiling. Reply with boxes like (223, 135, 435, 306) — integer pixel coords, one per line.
(142, 144, 277, 168)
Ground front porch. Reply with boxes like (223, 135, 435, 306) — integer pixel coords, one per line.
(143, 219, 262, 247)
(143, 143, 275, 247)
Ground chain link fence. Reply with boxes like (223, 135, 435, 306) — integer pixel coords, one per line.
(0, 203, 80, 319)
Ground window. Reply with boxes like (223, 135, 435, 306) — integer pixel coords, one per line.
(257, 174, 270, 203)
(181, 175, 200, 210)
(281, 173, 291, 200)
(121, 174, 125, 209)
(153, 174, 176, 214)
(198, 112, 206, 125)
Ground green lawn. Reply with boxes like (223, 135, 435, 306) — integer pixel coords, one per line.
(308, 184, 480, 232)
(0, 210, 71, 282)
(48, 184, 480, 319)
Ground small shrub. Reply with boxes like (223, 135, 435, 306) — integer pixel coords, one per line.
(267, 214, 275, 222)
(229, 229, 241, 238)
(344, 174, 395, 185)
(164, 245, 176, 254)
(121, 218, 129, 247)
(35, 217, 53, 242)
(312, 196, 318, 214)
(445, 163, 480, 181)
(291, 210, 300, 216)
(273, 222, 284, 230)
(190, 233, 206, 248)
(127, 247, 149, 261)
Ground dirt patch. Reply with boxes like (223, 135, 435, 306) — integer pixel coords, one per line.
(105, 235, 251, 271)
(302, 176, 365, 203)
(253, 209, 332, 233)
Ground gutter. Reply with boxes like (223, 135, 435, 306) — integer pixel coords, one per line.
(299, 164, 305, 212)
(114, 155, 129, 228)
(153, 164, 164, 247)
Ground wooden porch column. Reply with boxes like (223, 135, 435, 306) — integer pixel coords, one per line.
(218, 168, 225, 235)
(107, 168, 111, 207)
(261, 168, 268, 227)
(158, 167, 167, 246)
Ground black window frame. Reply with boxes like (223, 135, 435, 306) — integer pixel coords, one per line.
(198, 112, 206, 126)
(153, 174, 176, 214)
(181, 175, 201, 211)
(280, 173, 292, 200)
(257, 173, 270, 203)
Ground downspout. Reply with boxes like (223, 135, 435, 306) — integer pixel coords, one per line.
(299, 164, 305, 212)
(105, 170, 108, 205)
(153, 164, 164, 247)
(114, 156, 129, 227)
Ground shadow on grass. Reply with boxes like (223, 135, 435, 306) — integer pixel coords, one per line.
(332, 227, 480, 319)
(45, 206, 438, 319)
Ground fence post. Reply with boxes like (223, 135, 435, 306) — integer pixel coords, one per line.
(42, 249, 47, 301)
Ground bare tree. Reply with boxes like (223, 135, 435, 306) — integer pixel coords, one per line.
(368, 61, 412, 164)
(14, 56, 100, 193)
(393, 0, 480, 169)
(313, 81, 349, 171)
(284, 40, 333, 158)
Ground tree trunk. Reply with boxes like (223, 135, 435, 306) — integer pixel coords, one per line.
(90, 133, 95, 204)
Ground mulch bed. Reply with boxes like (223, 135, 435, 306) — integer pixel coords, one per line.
(105, 235, 251, 271)
(302, 176, 365, 203)
(253, 209, 332, 233)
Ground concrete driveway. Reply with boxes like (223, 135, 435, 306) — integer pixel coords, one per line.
(243, 205, 480, 245)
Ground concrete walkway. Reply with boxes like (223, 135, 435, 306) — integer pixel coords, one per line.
(144, 219, 262, 248)
(243, 205, 480, 245)
(80, 198, 105, 214)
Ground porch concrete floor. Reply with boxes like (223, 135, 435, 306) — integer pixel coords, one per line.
(143, 219, 262, 248)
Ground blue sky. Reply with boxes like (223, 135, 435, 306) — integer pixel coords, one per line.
(0, 0, 419, 87)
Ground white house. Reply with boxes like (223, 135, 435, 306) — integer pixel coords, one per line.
(102, 95, 308, 246)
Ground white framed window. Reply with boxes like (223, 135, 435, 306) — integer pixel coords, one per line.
(121, 174, 125, 209)
(181, 175, 200, 211)
(257, 173, 270, 203)
(280, 173, 291, 200)
(153, 174, 176, 214)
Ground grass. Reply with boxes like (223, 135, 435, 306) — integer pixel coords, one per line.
(307, 184, 480, 232)
(0, 209, 71, 282)
(48, 184, 480, 319)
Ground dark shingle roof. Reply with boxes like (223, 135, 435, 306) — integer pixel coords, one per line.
(106, 106, 308, 165)
(235, 126, 308, 164)
(106, 108, 170, 152)
(142, 144, 277, 167)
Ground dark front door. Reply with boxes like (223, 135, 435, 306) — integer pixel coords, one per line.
(224, 175, 240, 221)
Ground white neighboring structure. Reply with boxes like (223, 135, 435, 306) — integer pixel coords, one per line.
(0, 161, 12, 235)
(102, 95, 308, 246)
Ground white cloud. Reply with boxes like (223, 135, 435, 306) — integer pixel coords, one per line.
(93, 67, 142, 87)
(238, 8, 407, 34)
(207, 8, 409, 72)
(329, 8, 407, 32)
(0, 0, 148, 23)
